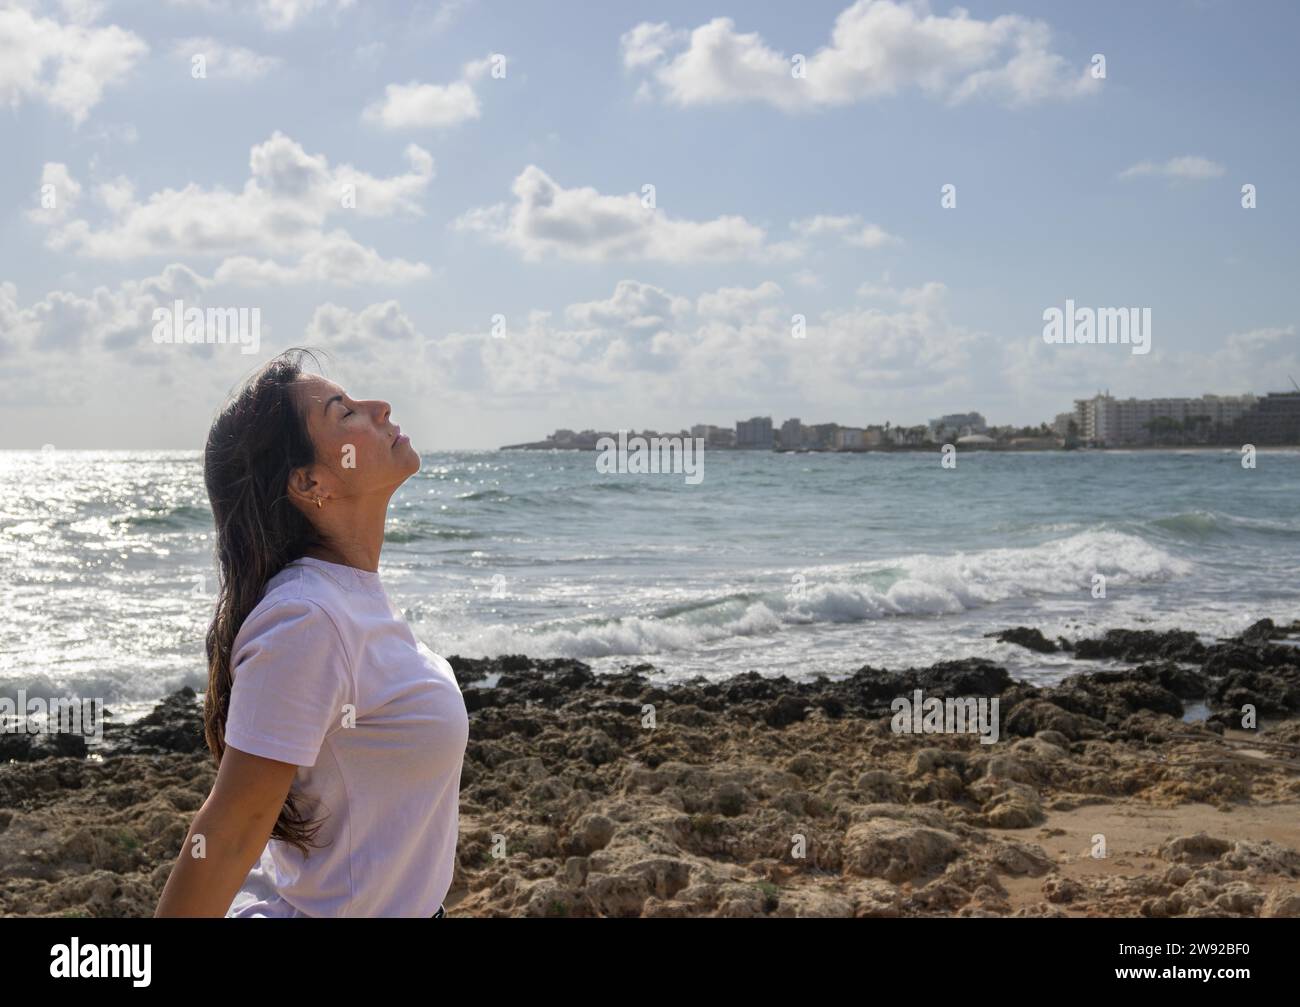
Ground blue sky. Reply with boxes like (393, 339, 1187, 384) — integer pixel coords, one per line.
(1, 0, 1297, 448)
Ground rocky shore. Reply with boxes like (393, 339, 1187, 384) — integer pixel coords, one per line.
(2, 618, 1299, 917)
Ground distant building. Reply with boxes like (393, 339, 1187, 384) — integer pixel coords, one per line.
(834, 427, 867, 450)
(1234, 392, 1300, 444)
(1073, 392, 1258, 446)
(803, 423, 840, 450)
(779, 418, 802, 449)
(929, 412, 987, 438)
(736, 416, 774, 449)
(692, 424, 736, 448)
(544, 428, 602, 447)
(1052, 413, 1075, 438)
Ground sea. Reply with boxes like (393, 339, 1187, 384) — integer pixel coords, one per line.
(2, 447, 1298, 725)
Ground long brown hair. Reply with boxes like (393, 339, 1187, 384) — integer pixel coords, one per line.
(202, 348, 331, 856)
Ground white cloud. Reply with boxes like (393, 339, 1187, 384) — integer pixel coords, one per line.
(792, 214, 898, 249)
(622, 1, 1099, 111)
(1207, 326, 1300, 389)
(0, 3, 148, 124)
(364, 79, 479, 130)
(454, 165, 801, 264)
(305, 301, 421, 358)
(363, 54, 496, 130)
(1004, 321, 1298, 416)
(696, 280, 782, 319)
(805, 282, 981, 390)
(55, 1, 105, 24)
(33, 133, 435, 285)
(566, 280, 691, 330)
(213, 231, 431, 286)
(620, 22, 685, 69)
(256, 0, 354, 30)
(791, 269, 824, 291)
(162, 0, 225, 11)
(1223, 325, 1296, 355)
(1118, 155, 1226, 181)
(164, 0, 356, 31)
(428, 276, 986, 416)
(0, 264, 209, 357)
(171, 36, 281, 80)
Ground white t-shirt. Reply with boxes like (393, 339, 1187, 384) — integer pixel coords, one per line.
(222, 556, 468, 918)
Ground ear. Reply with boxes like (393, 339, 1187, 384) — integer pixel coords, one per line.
(286, 464, 321, 509)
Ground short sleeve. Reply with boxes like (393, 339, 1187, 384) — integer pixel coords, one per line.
(224, 597, 354, 768)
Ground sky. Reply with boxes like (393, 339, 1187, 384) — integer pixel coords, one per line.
(1, 0, 1297, 449)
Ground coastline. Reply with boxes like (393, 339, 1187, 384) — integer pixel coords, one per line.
(2, 618, 1299, 917)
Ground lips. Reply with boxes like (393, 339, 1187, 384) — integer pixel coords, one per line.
(392, 426, 408, 448)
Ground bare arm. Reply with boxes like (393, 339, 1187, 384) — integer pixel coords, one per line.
(154, 745, 300, 917)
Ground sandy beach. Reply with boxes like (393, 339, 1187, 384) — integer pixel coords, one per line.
(2, 618, 1299, 918)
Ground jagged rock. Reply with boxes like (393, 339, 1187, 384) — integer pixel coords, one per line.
(1160, 833, 1232, 863)
(843, 818, 961, 881)
(986, 627, 1058, 653)
(1211, 669, 1300, 716)
(1004, 699, 1101, 740)
(1261, 890, 1300, 917)
(1071, 629, 1206, 663)
(566, 814, 616, 856)
(1044, 876, 1083, 903)
(855, 770, 906, 803)
(94, 687, 206, 757)
(1011, 737, 1067, 762)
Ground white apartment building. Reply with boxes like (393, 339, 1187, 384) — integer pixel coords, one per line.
(1073, 392, 1258, 445)
(834, 427, 867, 450)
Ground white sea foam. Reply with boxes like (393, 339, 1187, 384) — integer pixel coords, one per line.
(434, 531, 1193, 659)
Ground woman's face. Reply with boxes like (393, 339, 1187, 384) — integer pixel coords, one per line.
(290, 374, 420, 502)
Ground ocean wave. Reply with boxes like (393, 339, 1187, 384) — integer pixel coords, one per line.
(438, 530, 1191, 659)
(446, 603, 784, 660)
(119, 504, 211, 530)
(385, 523, 483, 544)
(1150, 511, 1223, 538)
(1149, 510, 1300, 540)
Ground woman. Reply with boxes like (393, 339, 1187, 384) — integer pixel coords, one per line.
(155, 349, 469, 917)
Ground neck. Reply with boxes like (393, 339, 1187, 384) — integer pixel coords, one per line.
(304, 490, 391, 572)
